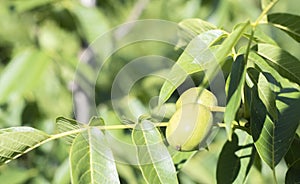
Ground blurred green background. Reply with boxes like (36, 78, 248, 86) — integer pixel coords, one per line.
(0, 0, 299, 183)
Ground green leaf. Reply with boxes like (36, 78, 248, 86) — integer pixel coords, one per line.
(0, 167, 37, 184)
(256, 44, 300, 85)
(224, 55, 247, 139)
(247, 70, 278, 120)
(177, 18, 218, 48)
(171, 150, 196, 170)
(151, 103, 176, 120)
(216, 133, 240, 184)
(53, 158, 71, 184)
(0, 48, 51, 104)
(9, 0, 54, 13)
(201, 22, 250, 95)
(250, 82, 300, 168)
(285, 160, 300, 184)
(159, 30, 226, 104)
(70, 127, 120, 184)
(233, 130, 256, 184)
(213, 22, 249, 66)
(56, 117, 82, 145)
(257, 73, 278, 120)
(132, 120, 178, 184)
(244, 27, 277, 45)
(68, 3, 109, 43)
(267, 13, 300, 42)
(248, 52, 300, 90)
(88, 116, 105, 126)
(0, 127, 50, 165)
(284, 134, 300, 167)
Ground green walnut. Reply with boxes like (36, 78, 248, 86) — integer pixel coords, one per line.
(176, 87, 218, 109)
(166, 103, 213, 151)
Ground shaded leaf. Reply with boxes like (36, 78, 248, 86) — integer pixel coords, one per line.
(284, 134, 300, 167)
(285, 160, 300, 184)
(224, 55, 246, 139)
(0, 127, 50, 165)
(88, 116, 105, 126)
(56, 117, 82, 145)
(9, 0, 54, 13)
(249, 78, 300, 168)
(216, 133, 240, 184)
(233, 130, 255, 184)
(256, 44, 300, 85)
(267, 13, 300, 42)
(248, 52, 300, 90)
(70, 127, 120, 184)
(132, 120, 178, 184)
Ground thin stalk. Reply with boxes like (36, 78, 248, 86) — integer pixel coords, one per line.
(93, 122, 169, 130)
(253, 0, 279, 27)
(272, 169, 278, 184)
(210, 106, 226, 112)
(7, 128, 87, 164)
(7, 122, 170, 164)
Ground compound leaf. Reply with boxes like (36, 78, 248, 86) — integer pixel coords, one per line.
(0, 127, 50, 165)
(132, 120, 178, 184)
(70, 127, 120, 184)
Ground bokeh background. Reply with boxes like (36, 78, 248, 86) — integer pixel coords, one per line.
(0, 0, 299, 183)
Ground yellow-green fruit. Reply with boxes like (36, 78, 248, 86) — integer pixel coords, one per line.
(176, 87, 218, 109)
(166, 103, 213, 151)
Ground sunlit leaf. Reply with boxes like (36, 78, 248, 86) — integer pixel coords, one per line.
(202, 22, 250, 99)
(233, 130, 255, 184)
(177, 18, 218, 48)
(0, 49, 51, 104)
(248, 52, 300, 90)
(250, 81, 300, 168)
(68, 3, 109, 43)
(0, 127, 50, 165)
(53, 158, 71, 184)
(244, 27, 277, 45)
(224, 55, 246, 139)
(256, 44, 300, 85)
(132, 120, 178, 184)
(248, 70, 278, 120)
(70, 127, 120, 184)
(267, 13, 300, 42)
(159, 30, 226, 104)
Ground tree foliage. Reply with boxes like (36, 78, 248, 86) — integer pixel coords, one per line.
(0, 0, 299, 183)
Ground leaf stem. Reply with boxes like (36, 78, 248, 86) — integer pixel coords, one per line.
(272, 169, 278, 184)
(210, 106, 226, 112)
(7, 128, 87, 164)
(253, 0, 279, 27)
(93, 122, 170, 130)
